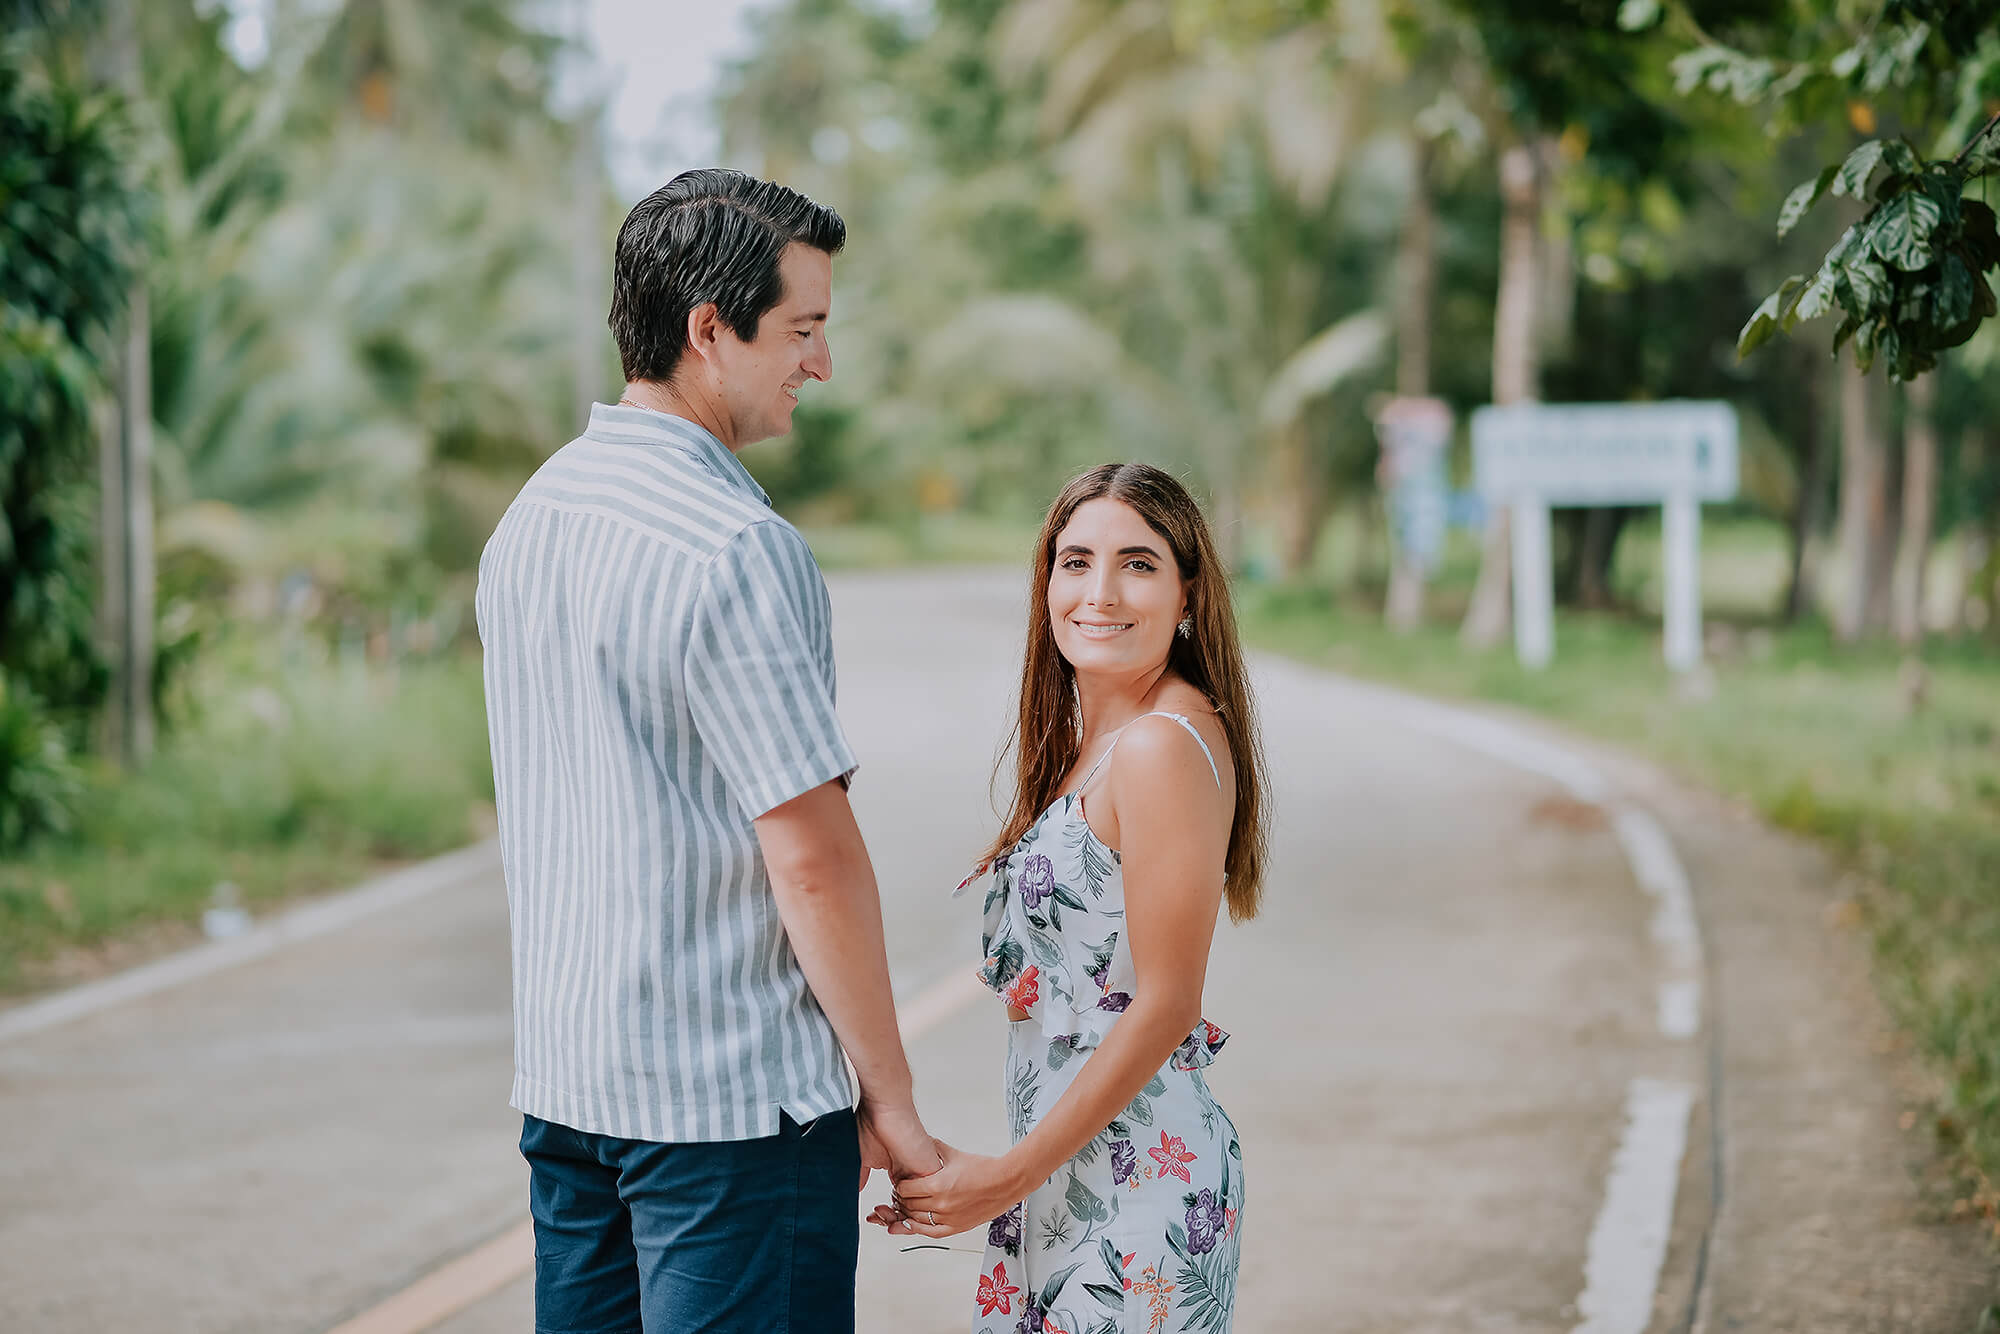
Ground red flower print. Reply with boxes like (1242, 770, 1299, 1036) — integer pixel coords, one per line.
(1203, 1020, 1224, 1047)
(977, 1261, 1020, 1317)
(1121, 1250, 1137, 1290)
(1001, 964, 1040, 1011)
(1043, 1320, 1070, 1334)
(1148, 1131, 1197, 1184)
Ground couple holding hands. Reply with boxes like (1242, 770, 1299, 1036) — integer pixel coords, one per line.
(477, 168, 1267, 1334)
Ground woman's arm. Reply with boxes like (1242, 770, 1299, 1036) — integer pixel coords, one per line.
(884, 717, 1231, 1234)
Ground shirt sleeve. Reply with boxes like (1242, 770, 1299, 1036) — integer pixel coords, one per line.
(685, 520, 858, 819)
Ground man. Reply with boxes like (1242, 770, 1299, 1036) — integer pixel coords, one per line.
(476, 168, 934, 1334)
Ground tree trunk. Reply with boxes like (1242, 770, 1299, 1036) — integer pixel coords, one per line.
(1833, 360, 1890, 642)
(1385, 135, 1436, 631)
(1865, 429, 1902, 634)
(1783, 350, 1829, 623)
(1892, 372, 1938, 645)
(95, 0, 154, 766)
(1461, 141, 1542, 649)
(1273, 418, 1326, 578)
(1576, 507, 1628, 609)
(1395, 136, 1436, 400)
(1955, 431, 1990, 633)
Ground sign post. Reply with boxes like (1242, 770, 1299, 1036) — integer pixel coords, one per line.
(1471, 401, 1738, 672)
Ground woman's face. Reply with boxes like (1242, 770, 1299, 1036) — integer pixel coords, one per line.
(1047, 497, 1188, 680)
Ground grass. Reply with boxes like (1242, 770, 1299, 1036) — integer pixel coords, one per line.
(1237, 512, 2000, 1230)
(0, 631, 494, 995)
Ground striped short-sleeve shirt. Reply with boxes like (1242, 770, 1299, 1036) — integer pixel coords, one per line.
(475, 402, 858, 1142)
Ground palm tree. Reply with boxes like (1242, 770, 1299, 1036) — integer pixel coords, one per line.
(966, 0, 1404, 569)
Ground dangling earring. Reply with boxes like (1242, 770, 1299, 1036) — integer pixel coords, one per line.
(1177, 616, 1193, 640)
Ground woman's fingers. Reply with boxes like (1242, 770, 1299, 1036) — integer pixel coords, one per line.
(890, 1215, 953, 1238)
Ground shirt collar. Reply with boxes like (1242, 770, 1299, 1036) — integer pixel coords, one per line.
(585, 401, 771, 508)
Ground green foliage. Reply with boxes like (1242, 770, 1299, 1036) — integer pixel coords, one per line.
(0, 673, 84, 849)
(1741, 130, 2000, 379)
(0, 39, 146, 849)
(0, 636, 493, 989)
(1666, 1, 2000, 377)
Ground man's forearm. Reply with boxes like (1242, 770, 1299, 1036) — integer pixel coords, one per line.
(756, 783, 912, 1105)
(768, 863, 911, 1102)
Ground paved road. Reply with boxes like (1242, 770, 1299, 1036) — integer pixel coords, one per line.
(2, 568, 1989, 1333)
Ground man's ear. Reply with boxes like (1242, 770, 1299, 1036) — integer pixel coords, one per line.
(684, 301, 723, 367)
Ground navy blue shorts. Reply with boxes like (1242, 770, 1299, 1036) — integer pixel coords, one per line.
(520, 1109, 859, 1334)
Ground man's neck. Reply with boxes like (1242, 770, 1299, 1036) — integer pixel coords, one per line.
(620, 379, 737, 451)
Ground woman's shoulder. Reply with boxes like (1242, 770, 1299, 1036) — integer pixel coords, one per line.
(1116, 698, 1232, 788)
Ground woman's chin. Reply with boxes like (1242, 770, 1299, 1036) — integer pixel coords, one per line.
(1059, 640, 1168, 678)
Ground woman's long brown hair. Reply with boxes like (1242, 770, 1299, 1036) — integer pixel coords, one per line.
(982, 463, 1269, 922)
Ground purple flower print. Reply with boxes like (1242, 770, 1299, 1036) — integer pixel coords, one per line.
(1110, 1137, 1136, 1185)
(1184, 1187, 1226, 1255)
(1014, 1298, 1044, 1334)
(1016, 853, 1055, 909)
(1171, 1032, 1203, 1068)
(1097, 991, 1131, 1012)
(987, 1203, 1023, 1255)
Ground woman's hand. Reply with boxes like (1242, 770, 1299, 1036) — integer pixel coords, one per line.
(866, 1140, 1028, 1239)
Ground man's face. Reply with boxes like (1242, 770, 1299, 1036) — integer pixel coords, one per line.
(711, 242, 832, 448)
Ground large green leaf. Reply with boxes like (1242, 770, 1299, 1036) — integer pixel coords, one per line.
(1843, 258, 1892, 310)
(1833, 140, 1887, 198)
(1777, 165, 1839, 238)
(1789, 266, 1839, 324)
(1869, 191, 1942, 271)
(1738, 275, 1806, 356)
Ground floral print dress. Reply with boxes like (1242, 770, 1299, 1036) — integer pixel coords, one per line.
(954, 713, 1244, 1334)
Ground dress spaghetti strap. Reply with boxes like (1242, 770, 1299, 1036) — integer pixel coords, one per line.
(1075, 710, 1222, 794)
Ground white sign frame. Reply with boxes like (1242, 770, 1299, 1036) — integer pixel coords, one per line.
(1472, 401, 1739, 673)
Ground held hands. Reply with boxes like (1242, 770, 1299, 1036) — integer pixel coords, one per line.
(856, 1095, 938, 1192)
(867, 1139, 1024, 1239)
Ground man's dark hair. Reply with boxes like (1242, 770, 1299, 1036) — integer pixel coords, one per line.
(608, 168, 846, 384)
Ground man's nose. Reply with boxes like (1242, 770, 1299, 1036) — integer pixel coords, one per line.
(803, 331, 832, 383)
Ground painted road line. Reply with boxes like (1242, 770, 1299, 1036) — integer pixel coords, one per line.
(1613, 808, 1703, 975)
(323, 1222, 534, 1334)
(1571, 1079, 1696, 1334)
(321, 961, 990, 1334)
(0, 840, 502, 1046)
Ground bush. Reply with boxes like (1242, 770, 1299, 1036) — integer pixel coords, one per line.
(0, 672, 83, 852)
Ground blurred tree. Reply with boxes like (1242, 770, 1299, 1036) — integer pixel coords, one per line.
(0, 33, 146, 843)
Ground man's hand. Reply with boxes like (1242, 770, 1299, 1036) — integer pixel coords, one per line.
(856, 1096, 941, 1191)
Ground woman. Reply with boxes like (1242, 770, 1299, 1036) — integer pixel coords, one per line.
(871, 462, 1268, 1334)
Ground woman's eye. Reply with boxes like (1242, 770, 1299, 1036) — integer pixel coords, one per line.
(1127, 559, 1156, 573)
(1061, 558, 1088, 571)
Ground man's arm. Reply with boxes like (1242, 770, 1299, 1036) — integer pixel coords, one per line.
(756, 779, 935, 1178)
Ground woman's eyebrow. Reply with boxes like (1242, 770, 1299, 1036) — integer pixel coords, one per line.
(1056, 543, 1093, 557)
(1117, 545, 1163, 558)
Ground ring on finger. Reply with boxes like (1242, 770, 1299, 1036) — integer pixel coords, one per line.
(926, 1210, 937, 1226)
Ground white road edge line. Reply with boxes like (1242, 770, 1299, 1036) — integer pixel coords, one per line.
(1571, 1079, 1696, 1334)
(0, 840, 502, 1046)
(323, 963, 989, 1334)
